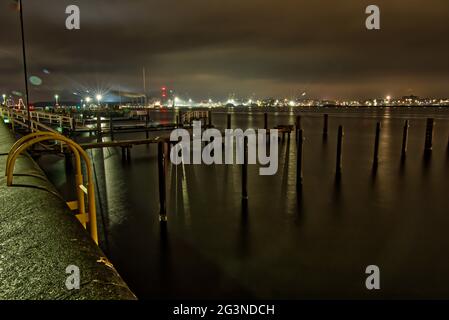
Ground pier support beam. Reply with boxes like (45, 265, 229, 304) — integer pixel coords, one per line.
(242, 136, 248, 201)
(96, 113, 102, 143)
(295, 115, 301, 141)
(158, 142, 167, 222)
(336, 125, 343, 178)
(208, 110, 212, 128)
(401, 120, 409, 158)
(296, 129, 304, 189)
(264, 112, 268, 130)
(323, 114, 329, 138)
(109, 115, 114, 141)
(373, 122, 381, 168)
(424, 118, 435, 154)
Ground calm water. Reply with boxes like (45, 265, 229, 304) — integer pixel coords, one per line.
(38, 107, 449, 299)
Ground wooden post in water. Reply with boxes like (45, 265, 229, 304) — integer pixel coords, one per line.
(109, 113, 114, 141)
(208, 110, 212, 127)
(295, 115, 301, 141)
(424, 118, 434, 154)
(11, 111, 15, 133)
(242, 136, 248, 201)
(373, 122, 381, 166)
(336, 125, 343, 177)
(296, 129, 304, 189)
(264, 112, 268, 130)
(96, 113, 102, 142)
(145, 109, 150, 139)
(323, 114, 329, 137)
(158, 142, 167, 222)
(401, 120, 409, 157)
(227, 113, 231, 130)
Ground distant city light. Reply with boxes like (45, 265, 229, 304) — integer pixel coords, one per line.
(96, 94, 103, 102)
(85, 97, 91, 103)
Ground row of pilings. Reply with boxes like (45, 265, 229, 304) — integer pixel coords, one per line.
(155, 112, 443, 223)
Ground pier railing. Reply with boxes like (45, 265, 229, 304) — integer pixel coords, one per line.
(0, 106, 75, 133)
(181, 110, 209, 124)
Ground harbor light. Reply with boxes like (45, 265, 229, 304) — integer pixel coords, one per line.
(2, 94, 6, 104)
(96, 94, 102, 102)
(54, 94, 59, 106)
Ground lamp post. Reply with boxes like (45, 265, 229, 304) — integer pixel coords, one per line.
(16, 0, 31, 130)
(54, 94, 59, 107)
(2, 94, 6, 105)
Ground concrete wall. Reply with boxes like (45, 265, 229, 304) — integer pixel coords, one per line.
(0, 123, 136, 300)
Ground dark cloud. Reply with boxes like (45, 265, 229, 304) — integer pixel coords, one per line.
(1, 0, 448, 101)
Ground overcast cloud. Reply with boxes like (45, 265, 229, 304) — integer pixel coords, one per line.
(1, 0, 448, 101)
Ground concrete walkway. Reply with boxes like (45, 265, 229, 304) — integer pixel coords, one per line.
(0, 123, 136, 300)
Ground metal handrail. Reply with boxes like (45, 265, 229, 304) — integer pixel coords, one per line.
(4, 131, 98, 244)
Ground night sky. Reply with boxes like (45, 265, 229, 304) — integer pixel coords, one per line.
(1, 0, 448, 102)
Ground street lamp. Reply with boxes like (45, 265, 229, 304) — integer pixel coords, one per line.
(17, 0, 31, 131)
(2, 94, 6, 105)
(96, 94, 102, 107)
(85, 97, 91, 104)
(54, 94, 59, 106)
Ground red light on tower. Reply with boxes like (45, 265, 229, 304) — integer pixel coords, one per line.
(161, 87, 167, 98)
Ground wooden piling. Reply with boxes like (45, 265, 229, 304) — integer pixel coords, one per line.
(242, 136, 248, 201)
(401, 120, 409, 156)
(158, 142, 167, 222)
(295, 115, 301, 141)
(373, 122, 381, 166)
(145, 109, 150, 139)
(227, 113, 231, 130)
(96, 113, 102, 143)
(424, 118, 434, 153)
(109, 115, 114, 141)
(264, 112, 268, 130)
(208, 110, 212, 127)
(296, 129, 304, 189)
(323, 114, 328, 137)
(336, 125, 343, 177)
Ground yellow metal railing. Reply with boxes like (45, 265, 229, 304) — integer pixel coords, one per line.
(4, 131, 98, 244)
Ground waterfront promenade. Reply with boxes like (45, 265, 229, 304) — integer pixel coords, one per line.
(0, 122, 135, 300)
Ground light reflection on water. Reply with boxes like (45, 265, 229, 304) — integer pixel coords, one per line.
(38, 108, 449, 299)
